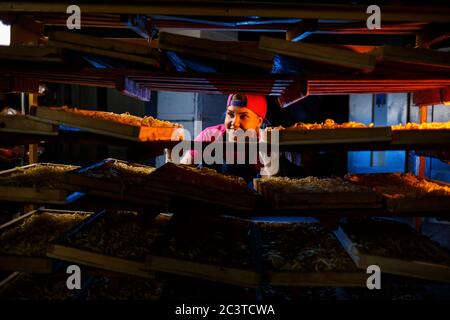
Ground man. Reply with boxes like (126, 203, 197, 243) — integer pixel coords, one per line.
(181, 93, 267, 183)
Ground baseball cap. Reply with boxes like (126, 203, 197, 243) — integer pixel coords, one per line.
(227, 93, 267, 119)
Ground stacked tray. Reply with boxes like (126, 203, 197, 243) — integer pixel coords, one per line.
(257, 221, 365, 286)
(254, 176, 382, 210)
(47, 211, 171, 279)
(146, 215, 260, 287)
(66, 158, 169, 208)
(31, 106, 184, 142)
(335, 218, 450, 283)
(0, 163, 84, 204)
(346, 173, 450, 212)
(0, 115, 58, 136)
(148, 162, 259, 212)
(0, 208, 92, 273)
(391, 122, 450, 145)
(266, 120, 391, 145)
(0, 272, 87, 300)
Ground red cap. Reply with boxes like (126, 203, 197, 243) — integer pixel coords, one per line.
(227, 93, 267, 119)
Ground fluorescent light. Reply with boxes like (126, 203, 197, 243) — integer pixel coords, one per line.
(0, 20, 11, 46)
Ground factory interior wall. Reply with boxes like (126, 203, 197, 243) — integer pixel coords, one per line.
(348, 93, 408, 174)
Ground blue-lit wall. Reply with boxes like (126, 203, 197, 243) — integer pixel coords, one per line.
(348, 93, 407, 174)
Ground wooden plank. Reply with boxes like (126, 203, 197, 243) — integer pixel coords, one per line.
(269, 127, 392, 145)
(47, 244, 153, 279)
(0, 45, 61, 63)
(32, 106, 183, 142)
(47, 39, 158, 66)
(259, 36, 376, 72)
(271, 192, 382, 207)
(384, 195, 450, 213)
(413, 87, 450, 105)
(278, 81, 309, 108)
(159, 32, 273, 62)
(0, 186, 69, 204)
(0, 115, 58, 135)
(32, 106, 139, 140)
(0, 77, 40, 93)
(0, 45, 61, 57)
(0, 163, 83, 204)
(372, 45, 450, 69)
(2, 3, 450, 22)
(0, 208, 93, 273)
(344, 174, 450, 213)
(0, 253, 54, 273)
(28, 93, 39, 165)
(158, 42, 273, 70)
(48, 31, 154, 56)
(65, 158, 170, 208)
(150, 182, 257, 212)
(0, 272, 20, 289)
(391, 129, 450, 145)
(335, 227, 450, 283)
(146, 255, 260, 288)
(266, 272, 365, 287)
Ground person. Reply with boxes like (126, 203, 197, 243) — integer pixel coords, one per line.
(180, 93, 267, 183)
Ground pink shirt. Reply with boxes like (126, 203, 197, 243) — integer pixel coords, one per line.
(189, 124, 226, 158)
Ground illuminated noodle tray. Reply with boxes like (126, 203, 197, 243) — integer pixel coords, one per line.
(391, 122, 450, 145)
(31, 106, 184, 142)
(254, 176, 382, 210)
(267, 119, 391, 145)
(346, 173, 450, 212)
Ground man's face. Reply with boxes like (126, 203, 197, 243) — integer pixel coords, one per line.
(224, 106, 263, 132)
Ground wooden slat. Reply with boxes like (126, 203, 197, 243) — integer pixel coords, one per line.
(2, 2, 450, 22)
(159, 32, 273, 62)
(266, 272, 366, 287)
(372, 45, 450, 69)
(391, 129, 450, 145)
(32, 106, 138, 138)
(273, 127, 392, 145)
(0, 115, 57, 135)
(48, 31, 154, 56)
(259, 36, 376, 72)
(334, 227, 450, 283)
(278, 81, 309, 108)
(158, 34, 273, 70)
(146, 255, 260, 288)
(413, 87, 450, 105)
(47, 244, 153, 279)
(47, 40, 158, 66)
(0, 208, 93, 273)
